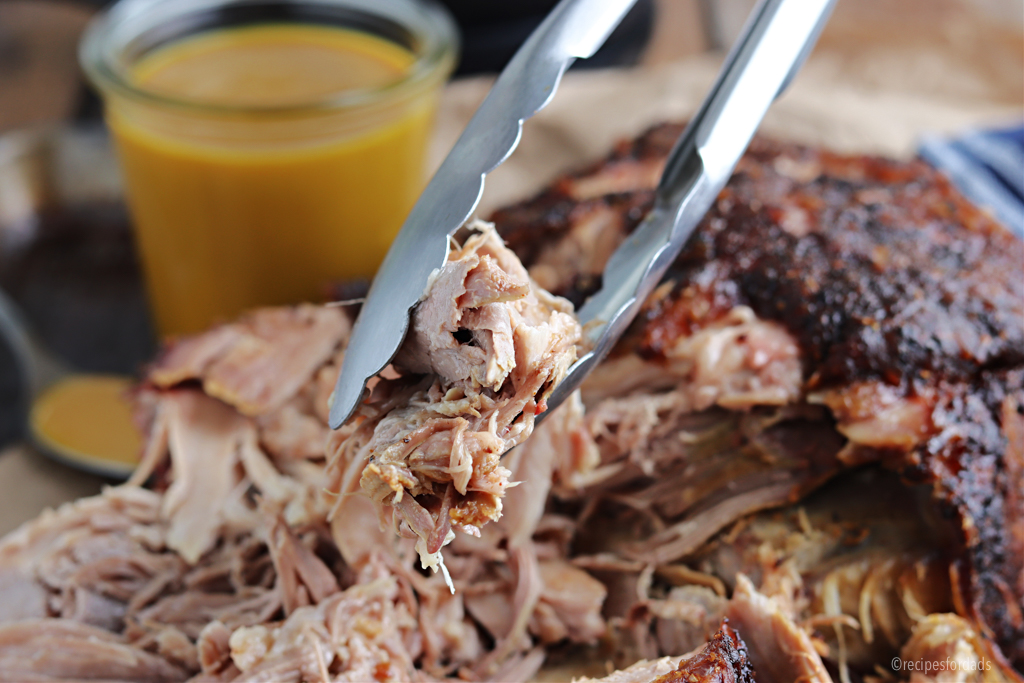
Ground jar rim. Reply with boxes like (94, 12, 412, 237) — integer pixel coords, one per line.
(79, 0, 459, 116)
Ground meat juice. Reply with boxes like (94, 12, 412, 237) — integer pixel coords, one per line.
(105, 26, 441, 334)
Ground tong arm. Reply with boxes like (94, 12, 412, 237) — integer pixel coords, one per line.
(542, 0, 836, 419)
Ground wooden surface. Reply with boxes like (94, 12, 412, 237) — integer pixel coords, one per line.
(644, 0, 1023, 104)
(0, 0, 1021, 135)
(0, 445, 109, 536)
(0, 1, 93, 133)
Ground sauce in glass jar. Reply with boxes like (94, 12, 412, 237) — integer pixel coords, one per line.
(82, 0, 457, 335)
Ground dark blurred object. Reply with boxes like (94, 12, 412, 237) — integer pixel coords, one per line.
(73, 0, 656, 143)
(0, 127, 156, 414)
(67, 0, 653, 77)
(439, 0, 655, 74)
(0, 201, 154, 372)
(0, 313, 25, 447)
(919, 124, 1024, 236)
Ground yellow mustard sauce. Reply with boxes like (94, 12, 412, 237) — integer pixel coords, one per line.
(109, 25, 435, 334)
(31, 375, 143, 474)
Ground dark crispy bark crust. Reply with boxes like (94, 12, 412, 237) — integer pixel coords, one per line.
(938, 370, 1024, 671)
(653, 622, 756, 683)
(644, 139, 1024, 389)
(491, 123, 1024, 669)
(496, 123, 1023, 380)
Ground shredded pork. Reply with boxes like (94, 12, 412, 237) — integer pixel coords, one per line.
(1, 125, 1021, 683)
(326, 222, 581, 579)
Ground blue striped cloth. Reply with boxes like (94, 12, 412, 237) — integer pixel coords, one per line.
(919, 124, 1024, 239)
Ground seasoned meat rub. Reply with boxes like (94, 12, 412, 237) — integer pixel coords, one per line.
(579, 622, 756, 683)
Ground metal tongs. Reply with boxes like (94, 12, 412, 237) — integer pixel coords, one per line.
(329, 0, 835, 430)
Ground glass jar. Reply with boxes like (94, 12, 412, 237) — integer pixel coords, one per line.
(81, 0, 458, 335)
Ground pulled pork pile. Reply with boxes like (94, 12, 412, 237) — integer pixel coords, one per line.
(0, 124, 1021, 683)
